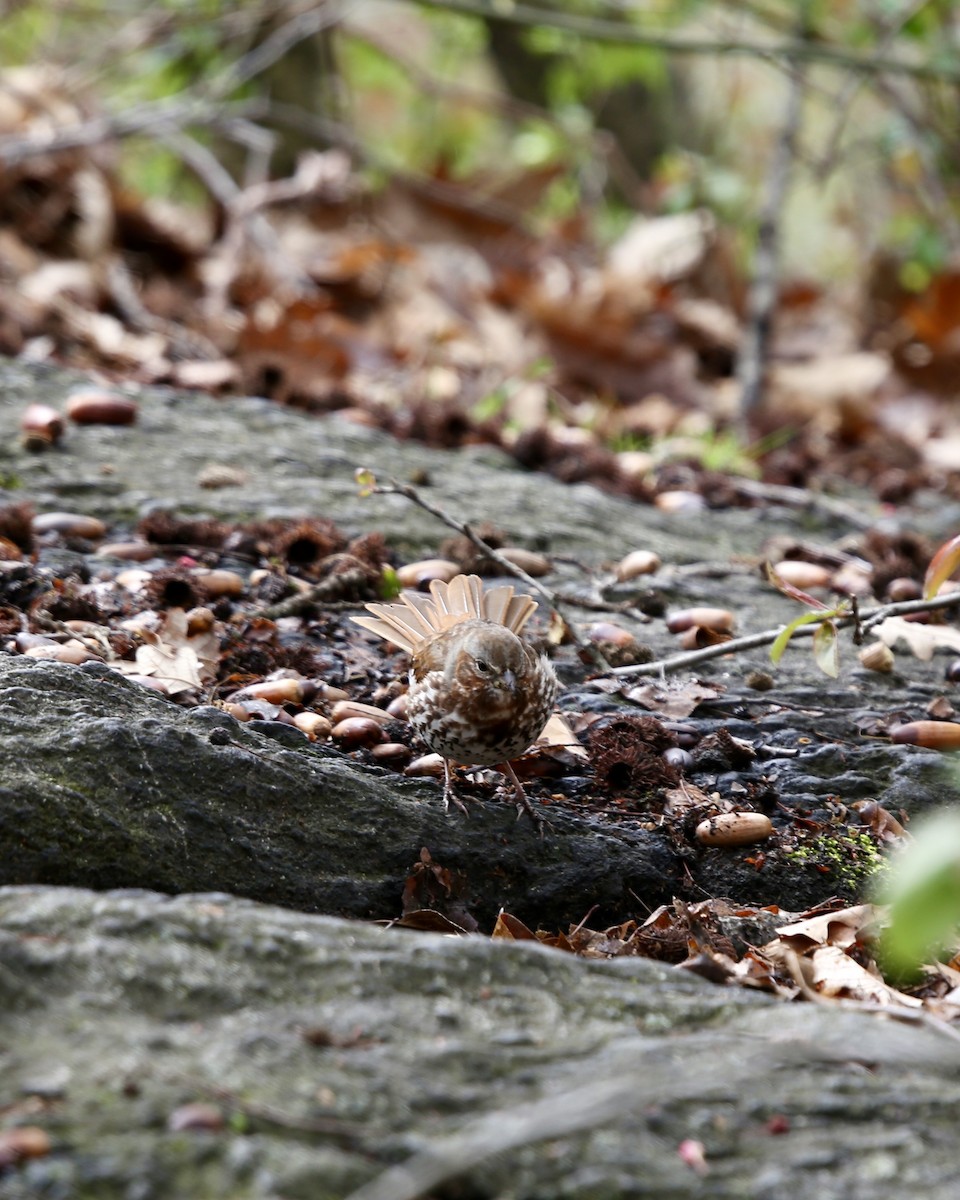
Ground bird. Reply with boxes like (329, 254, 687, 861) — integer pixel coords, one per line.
(353, 573, 559, 821)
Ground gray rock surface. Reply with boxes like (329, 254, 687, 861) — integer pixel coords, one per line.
(2, 886, 960, 1200)
(2, 362, 960, 1199)
(1, 362, 959, 921)
(0, 655, 678, 928)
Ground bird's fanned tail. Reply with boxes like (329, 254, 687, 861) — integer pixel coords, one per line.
(353, 574, 538, 652)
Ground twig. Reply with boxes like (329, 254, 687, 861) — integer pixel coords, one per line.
(408, 0, 960, 85)
(207, 2, 352, 99)
(259, 568, 376, 620)
(105, 259, 222, 362)
(736, 21, 807, 417)
(729, 479, 876, 530)
(612, 591, 960, 678)
(813, 0, 934, 181)
(366, 476, 608, 669)
(157, 127, 315, 298)
(0, 95, 265, 166)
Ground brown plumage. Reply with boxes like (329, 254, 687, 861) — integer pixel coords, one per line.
(353, 574, 559, 819)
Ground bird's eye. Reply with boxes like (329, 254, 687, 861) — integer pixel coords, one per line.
(475, 658, 490, 673)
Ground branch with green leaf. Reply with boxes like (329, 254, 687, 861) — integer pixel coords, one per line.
(616, 532, 960, 679)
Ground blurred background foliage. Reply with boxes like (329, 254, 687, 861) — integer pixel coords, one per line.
(2, 0, 960, 290)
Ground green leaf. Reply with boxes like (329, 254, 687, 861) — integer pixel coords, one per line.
(878, 811, 960, 978)
(769, 610, 829, 665)
(354, 467, 377, 498)
(378, 566, 401, 600)
(812, 619, 839, 678)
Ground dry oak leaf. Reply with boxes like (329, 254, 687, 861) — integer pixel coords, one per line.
(122, 609, 219, 694)
(808, 944, 922, 1008)
(625, 680, 723, 719)
(774, 904, 876, 952)
(873, 615, 960, 661)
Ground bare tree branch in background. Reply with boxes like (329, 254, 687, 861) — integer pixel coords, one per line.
(735, 57, 806, 418)
(409, 0, 960, 85)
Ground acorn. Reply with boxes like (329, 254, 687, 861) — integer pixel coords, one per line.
(655, 490, 705, 514)
(370, 742, 412, 766)
(167, 1103, 224, 1133)
(667, 607, 735, 634)
(497, 547, 551, 576)
(292, 712, 333, 740)
(695, 812, 774, 846)
(770, 560, 831, 589)
(858, 641, 895, 673)
(332, 717, 386, 749)
(22, 639, 100, 664)
(185, 606, 217, 636)
(330, 700, 393, 725)
(615, 549, 662, 581)
(404, 753, 446, 778)
(65, 389, 138, 425)
(97, 541, 155, 561)
(396, 559, 461, 589)
(33, 511, 107, 540)
(233, 678, 307, 705)
(0, 1126, 51, 1167)
(889, 721, 960, 750)
(21, 403, 64, 449)
(192, 568, 245, 598)
(886, 577, 922, 603)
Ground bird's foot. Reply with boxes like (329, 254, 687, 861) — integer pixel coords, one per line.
(442, 760, 472, 816)
(501, 761, 548, 835)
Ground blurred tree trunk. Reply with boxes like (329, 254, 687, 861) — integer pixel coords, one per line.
(221, 20, 342, 181)
(484, 17, 699, 177)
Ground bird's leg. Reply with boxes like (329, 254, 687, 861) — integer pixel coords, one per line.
(442, 758, 471, 816)
(501, 761, 546, 832)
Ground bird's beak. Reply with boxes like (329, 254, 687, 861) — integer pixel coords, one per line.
(501, 668, 517, 692)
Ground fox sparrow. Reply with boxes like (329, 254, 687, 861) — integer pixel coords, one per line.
(353, 573, 559, 820)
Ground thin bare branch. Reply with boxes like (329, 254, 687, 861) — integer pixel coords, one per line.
(612, 591, 960, 678)
(157, 127, 315, 294)
(366, 477, 607, 668)
(0, 95, 265, 166)
(736, 25, 807, 417)
(208, 1, 352, 98)
(408, 0, 960, 85)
